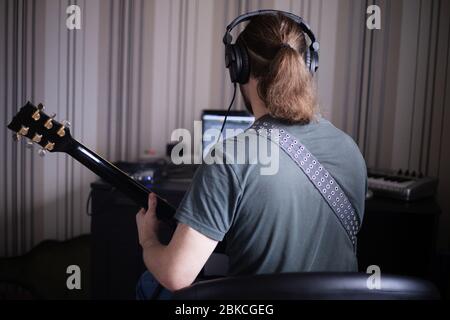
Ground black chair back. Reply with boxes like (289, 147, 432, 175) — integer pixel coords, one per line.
(173, 272, 440, 300)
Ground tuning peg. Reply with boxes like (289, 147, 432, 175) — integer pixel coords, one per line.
(32, 109, 41, 121)
(44, 114, 55, 129)
(44, 141, 55, 151)
(38, 148, 47, 157)
(37, 103, 44, 110)
(57, 120, 70, 137)
(12, 133, 21, 142)
(32, 133, 42, 143)
(18, 126, 29, 136)
(26, 141, 34, 149)
(62, 120, 71, 128)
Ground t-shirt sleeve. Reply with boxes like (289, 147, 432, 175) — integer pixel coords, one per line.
(174, 159, 242, 242)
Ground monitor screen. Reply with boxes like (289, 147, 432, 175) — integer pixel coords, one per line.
(201, 110, 255, 159)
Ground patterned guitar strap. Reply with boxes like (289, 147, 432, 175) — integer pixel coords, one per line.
(251, 115, 361, 251)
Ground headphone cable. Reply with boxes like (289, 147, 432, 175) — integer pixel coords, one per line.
(219, 82, 238, 139)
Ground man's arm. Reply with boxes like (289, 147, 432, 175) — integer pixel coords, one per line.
(136, 193, 218, 292)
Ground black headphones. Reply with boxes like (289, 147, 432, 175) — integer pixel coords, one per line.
(223, 9, 320, 84)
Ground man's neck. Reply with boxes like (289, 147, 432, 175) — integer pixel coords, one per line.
(252, 100, 269, 120)
(246, 79, 268, 120)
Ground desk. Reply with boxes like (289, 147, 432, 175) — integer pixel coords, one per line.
(358, 196, 440, 277)
(90, 179, 191, 300)
(90, 178, 440, 299)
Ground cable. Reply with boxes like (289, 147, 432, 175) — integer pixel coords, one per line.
(218, 82, 238, 139)
(86, 190, 93, 216)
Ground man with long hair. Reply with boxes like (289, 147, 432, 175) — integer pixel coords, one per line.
(135, 12, 367, 299)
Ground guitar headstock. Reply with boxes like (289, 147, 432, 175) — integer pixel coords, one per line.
(7, 102, 74, 155)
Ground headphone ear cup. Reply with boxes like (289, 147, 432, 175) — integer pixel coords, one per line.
(304, 48, 311, 73)
(311, 50, 319, 73)
(237, 43, 250, 84)
(225, 44, 239, 83)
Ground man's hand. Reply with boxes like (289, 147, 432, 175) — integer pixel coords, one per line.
(136, 193, 160, 249)
(135, 193, 218, 291)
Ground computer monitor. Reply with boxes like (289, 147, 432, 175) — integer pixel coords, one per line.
(201, 110, 255, 159)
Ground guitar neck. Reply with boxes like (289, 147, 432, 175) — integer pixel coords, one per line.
(68, 140, 176, 221)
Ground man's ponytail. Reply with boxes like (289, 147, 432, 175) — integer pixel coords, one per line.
(258, 45, 316, 123)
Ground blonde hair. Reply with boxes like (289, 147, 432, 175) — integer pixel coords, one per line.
(237, 13, 318, 123)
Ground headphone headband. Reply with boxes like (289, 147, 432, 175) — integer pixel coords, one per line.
(223, 9, 319, 83)
(224, 9, 319, 50)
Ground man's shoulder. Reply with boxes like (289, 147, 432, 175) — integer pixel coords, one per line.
(315, 117, 361, 153)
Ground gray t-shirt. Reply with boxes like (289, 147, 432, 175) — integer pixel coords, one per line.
(174, 116, 367, 276)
